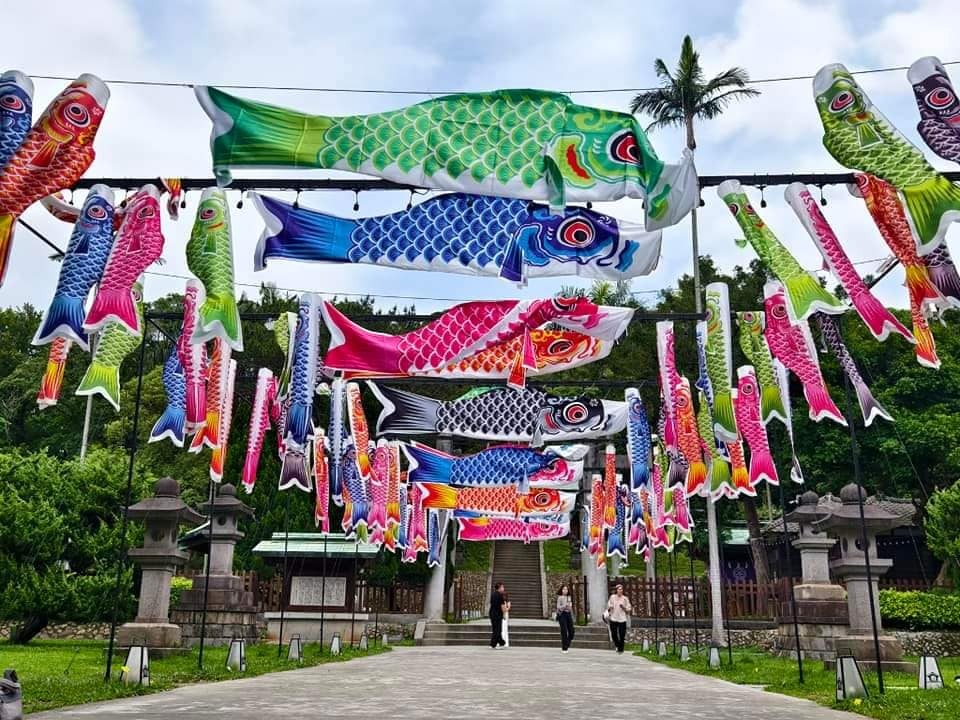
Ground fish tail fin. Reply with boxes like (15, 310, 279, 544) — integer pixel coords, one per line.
(603, 504, 616, 529)
(0, 213, 16, 287)
(76, 361, 121, 411)
(748, 449, 779, 488)
(901, 174, 960, 255)
(784, 272, 843, 321)
(606, 529, 626, 559)
(731, 464, 753, 496)
(210, 446, 225, 482)
(853, 377, 893, 427)
(685, 461, 707, 497)
(321, 301, 382, 357)
(790, 456, 804, 485)
(279, 449, 312, 492)
(84, 287, 139, 334)
(802, 381, 847, 426)
(711, 392, 738, 441)
(241, 453, 259, 493)
(37, 347, 69, 410)
(760, 385, 787, 425)
(911, 314, 941, 369)
(196, 291, 244, 351)
(404, 443, 454, 484)
(197, 407, 222, 450)
(667, 460, 686, 489)
(253, 192, 358, 270)
(368, 382, 440, 434)
(386, 502, 401, 524)
(194, 85, 334, 186)
(851, 289, 915, 343)
(925, 254, 960, 307)
(148, 404, 187, 447)
(904, 264, 942, 306)
(707, 457, 731, 497)
(420, 483, 457, 510)
(33, 294, 90, 349)
(371, 525, 384, 545)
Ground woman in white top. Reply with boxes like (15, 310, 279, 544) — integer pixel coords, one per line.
(606, 584, 632, 654)
(502, 592, 512, 647)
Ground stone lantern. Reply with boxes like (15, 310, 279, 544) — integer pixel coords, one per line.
(775, 490, 848, 661)
(817, 483, 912, 670)
(117, 477, 205, 651)
(172, 484, 260, 646)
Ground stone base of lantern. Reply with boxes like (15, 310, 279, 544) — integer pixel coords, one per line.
(116, 622, 190, 658)
(171, 575, 264, 647)
(824, 633, 916, 673)
(774, 583, 850, 661)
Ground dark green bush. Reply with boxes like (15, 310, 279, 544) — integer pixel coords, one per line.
(879, 589, 960, 630)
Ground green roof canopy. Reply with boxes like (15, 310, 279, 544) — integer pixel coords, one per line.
(252, 532, 382, 559)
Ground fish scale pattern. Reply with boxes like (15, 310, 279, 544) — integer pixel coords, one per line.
(318, 90, 567, 187)
(350, 195, 526, 269)
(395, 302, 516, 370)
(436, 388, 546, 437)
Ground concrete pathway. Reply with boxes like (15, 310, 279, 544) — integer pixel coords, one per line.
(33, 647, 858, 719)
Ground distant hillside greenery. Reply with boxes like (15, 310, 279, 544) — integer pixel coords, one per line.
(2, 256, 959, 638)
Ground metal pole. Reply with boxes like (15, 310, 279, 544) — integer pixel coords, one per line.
(777, 483, 804, 684)
(374, 547, 382, 647)
(196, 477, 216, 669)
(320, 534, 327, 654)
(277, 492, 291, 658)
(349, 540, 358, 647)
(104, 331, 148, 682)
(843, 376, 884, 694)
(717, 531, 734, 665)
(669, 549, 677, 656)
(689, 550, 699, 654)
(653, 551, 660, 650)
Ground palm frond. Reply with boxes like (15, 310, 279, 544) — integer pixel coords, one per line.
(676, 35, 705, 87)
(653, 58, 674, 83)
(702, 67, 756, 97)
(630, 88, 679, 118)
(697, 88, 762, 119)
(645, 113, 685, 134)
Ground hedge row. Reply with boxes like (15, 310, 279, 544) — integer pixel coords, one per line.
(879, 590, 960, 630)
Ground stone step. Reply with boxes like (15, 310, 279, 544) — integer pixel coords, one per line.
(421, 638, 612, 649)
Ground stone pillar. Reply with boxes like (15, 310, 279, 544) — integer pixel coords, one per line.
(172, 484, 260, 647)
(117, 477, 205, 652)
(581, 493, 609, 624)
(819, 483, 913, 671)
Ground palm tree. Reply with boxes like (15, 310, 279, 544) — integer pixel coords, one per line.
(630, 36, 759, 648)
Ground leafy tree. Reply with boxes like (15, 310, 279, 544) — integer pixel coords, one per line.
(0, 448, 154, 642)
(924, 480, 960, 587)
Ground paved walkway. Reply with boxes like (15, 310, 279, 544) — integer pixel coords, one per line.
(34, 647, 857, 719)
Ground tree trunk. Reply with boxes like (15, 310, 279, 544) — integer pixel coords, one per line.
(933, 558, 954, 588)
(741, 496, 771, 586)
(10, 615, 47, 644)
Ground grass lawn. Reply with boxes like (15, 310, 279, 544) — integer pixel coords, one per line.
(633, 644, 960, 720)
(0, 638, 399, 715)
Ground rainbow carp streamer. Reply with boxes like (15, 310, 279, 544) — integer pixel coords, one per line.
(36, 337, 72, 409)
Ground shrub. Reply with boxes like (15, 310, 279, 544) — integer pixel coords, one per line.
(169, 576, 194, 609)
(879, 589, 960, 630)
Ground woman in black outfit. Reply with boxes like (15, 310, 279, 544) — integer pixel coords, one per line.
(556, 584, 575, 652)
(489, 582, 506, 648)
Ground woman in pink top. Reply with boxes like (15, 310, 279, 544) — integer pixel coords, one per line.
(606, 584, 632, 653)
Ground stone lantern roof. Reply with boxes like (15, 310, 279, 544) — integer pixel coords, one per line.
(764, 489, 917, 537)
(199, 483, 254, 517)
(125, 477, 206, 525)
(816, 483, 911, 534)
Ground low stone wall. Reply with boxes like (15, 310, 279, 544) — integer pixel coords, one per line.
(364, 617, 418, 641)
(626, 619, 778, 650)
(893, 630, 960, 656)
(0, 622, 112, 641)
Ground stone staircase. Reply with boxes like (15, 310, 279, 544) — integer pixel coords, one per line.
(421, 621, 612, 649)
(491, 540, 543, 619)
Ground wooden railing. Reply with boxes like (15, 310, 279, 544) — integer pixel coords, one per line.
(356, 580, 425, 614)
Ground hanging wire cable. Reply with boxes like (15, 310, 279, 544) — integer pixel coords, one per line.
(25, 60, 960, 96)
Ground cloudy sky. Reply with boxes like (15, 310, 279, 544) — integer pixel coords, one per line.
(4, 0, 958, 314)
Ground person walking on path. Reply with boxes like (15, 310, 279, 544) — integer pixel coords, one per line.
(556, 584, 575, 652)
(606, 583, 632, 654)
(502, 590, 512, 647)
(489, 582, 507, 649)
